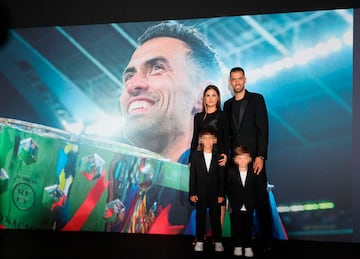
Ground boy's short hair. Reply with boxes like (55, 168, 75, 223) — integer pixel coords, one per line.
(233, 145, 251, 157)
(199, 125, 217, 138)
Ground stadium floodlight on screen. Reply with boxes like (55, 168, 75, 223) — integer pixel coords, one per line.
(0, 8, 357, 243)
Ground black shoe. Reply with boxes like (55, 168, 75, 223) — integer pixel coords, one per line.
(263, 240, 272, 253)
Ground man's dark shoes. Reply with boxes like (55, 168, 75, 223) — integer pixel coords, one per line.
(263, 239, 272, 253)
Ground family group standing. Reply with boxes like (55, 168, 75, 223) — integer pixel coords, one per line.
(114, 20, 276, 257)
(189, 67, 273, 257)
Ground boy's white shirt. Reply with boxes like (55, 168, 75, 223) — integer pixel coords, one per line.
(204, 152, 212, 171)
(239, 170, 247, 211)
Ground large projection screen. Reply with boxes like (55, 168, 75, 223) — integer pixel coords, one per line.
(0, 8, 358, 243)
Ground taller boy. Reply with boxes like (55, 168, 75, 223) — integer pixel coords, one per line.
(189, 125, 225, 252)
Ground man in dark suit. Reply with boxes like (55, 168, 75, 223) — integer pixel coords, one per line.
(223, 66, 273, 252)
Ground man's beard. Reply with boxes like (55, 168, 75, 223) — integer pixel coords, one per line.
(123, 116, 167, 153)
(234, 86, 244, 94)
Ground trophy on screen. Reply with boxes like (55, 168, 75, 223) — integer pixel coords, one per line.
(136, 158, 155, 193)
(130, 157, 156, 233)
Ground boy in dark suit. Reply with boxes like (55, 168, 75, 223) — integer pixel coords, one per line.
(189, 125, 225, 252)
(227, 146, 256, 257)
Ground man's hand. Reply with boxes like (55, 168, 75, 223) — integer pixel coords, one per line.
(253, 156, 264, 175)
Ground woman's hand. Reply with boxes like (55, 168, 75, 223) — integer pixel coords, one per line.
(190, 195, 198, 203)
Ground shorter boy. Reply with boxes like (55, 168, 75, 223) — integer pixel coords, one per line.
(189, 125, 225, 252)
(227, 146, 257, 257)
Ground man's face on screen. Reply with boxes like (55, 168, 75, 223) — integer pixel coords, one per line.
(120, 37, 198, 154)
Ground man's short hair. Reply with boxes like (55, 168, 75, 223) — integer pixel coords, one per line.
(138, 21, 224, 86)
(230, 67, 245, 76)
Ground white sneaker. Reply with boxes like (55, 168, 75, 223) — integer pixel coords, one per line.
(244, 247, 254, 257)
(194, 241, 204, 252)
(234, 246, 242, 256)
(214, 242, 224, 252)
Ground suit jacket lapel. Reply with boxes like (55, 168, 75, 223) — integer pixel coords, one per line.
(237, 99, 248, 129)
(235, 168, 244, 188)
(200, 152, 208, 172)
(231, 94, 248, 130)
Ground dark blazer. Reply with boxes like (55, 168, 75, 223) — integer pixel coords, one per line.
(226, 164, 257, 212)
(223, 90, 268, 160)
(189, 149, 225, 200)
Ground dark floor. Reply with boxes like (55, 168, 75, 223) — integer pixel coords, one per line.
(1, 230, 360, 258)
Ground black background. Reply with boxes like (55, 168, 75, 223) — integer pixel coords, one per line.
(0, 0, 359, 28)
